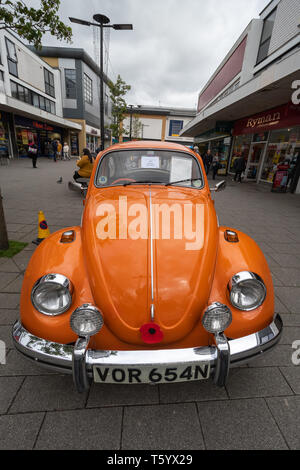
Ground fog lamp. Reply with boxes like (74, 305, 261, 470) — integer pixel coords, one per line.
(202, 302, 232, 334)
(70, 304, 104, 337)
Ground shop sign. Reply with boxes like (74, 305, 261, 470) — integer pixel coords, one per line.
(32, 121, 54, 131)
(233, 102, 300, 136)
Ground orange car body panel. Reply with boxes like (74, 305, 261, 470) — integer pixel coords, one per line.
(20, 141, 274, 350)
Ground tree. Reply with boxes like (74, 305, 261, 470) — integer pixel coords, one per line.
(132, 114, 143, 139)
(109, 75, 131, 142)
(0, 0, 72, 49)
(0, 0, 72, 249)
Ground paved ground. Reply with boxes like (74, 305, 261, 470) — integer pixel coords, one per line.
(0, 156, 300, 450)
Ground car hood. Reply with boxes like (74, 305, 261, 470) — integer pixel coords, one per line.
(82, 186, 218, 345)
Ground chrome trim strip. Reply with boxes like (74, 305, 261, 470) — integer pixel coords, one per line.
(12, 315, 283, 389)
(149, 187, 155, 320)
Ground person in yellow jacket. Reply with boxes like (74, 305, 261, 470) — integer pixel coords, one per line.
(73, 148, 94, 181)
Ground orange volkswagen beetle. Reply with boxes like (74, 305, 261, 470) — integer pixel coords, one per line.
(12, 141, 282, 392)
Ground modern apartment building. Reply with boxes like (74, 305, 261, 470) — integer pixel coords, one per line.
(181, 0, 300, 191)
(0, 30, 82, 159)
(32, 47, 113, 154)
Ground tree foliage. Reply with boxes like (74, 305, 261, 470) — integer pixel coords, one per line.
(132, 114, 143, 139)
(109, 75, 131, 141)
(0, 0, 72, 49)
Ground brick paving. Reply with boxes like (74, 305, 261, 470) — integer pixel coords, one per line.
(0, 157, 299, 450)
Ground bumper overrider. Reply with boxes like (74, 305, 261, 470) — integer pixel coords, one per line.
(12, 315, 283, 393)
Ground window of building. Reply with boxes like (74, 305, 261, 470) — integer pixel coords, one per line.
(10, 80, 56, 114)
(84, 73, 93, 104)
(44, 68, 55, 98)
(5, 38, 18, 77)
(65, 69, 77, 99)
(256, 8, 277, 64)
(169, 120, 183, 137)
(105, 93, 109, 115)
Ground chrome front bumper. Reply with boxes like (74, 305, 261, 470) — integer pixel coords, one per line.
(12, 315, 282, 392)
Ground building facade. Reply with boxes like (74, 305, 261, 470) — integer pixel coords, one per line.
(122, 106, 196, 145)
(181, 0, 300, 192)
(0, 30, 82, 159)
(32, 47, 113, 155)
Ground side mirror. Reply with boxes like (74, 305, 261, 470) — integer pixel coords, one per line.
(210, 180, 226, 192)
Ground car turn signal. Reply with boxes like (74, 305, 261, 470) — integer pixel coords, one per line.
(224, 230, 239, 243)
(60, 230, 76, 243)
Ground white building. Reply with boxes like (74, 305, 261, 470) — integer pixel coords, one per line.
(0, 30, 82, 159)
(122, 105, 196, 145)
(181, 0, 300, 191)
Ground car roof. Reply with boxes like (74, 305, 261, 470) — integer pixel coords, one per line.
(102, 140, 194, 154)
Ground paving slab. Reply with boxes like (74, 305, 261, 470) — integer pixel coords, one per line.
(0, 412, 44, 450)
(0, 293, 20, 309)
(197, 398, 287, 450)
(279, 367, 300, 395)
(0, 350, 58, 377)
(0, 309, 18, 326)
(0, 376, 24, 414)
(10, 375, 88, 413)
(35, 408, 122, 450)
(159, 378, 228, 403)
(271, 268, 300, 287)
(267, 396, 300, 450)
(226, 367, 293, 398)
(275, 287, 300, 313)
(122, 403, 204, 450)
(87, 383, 159, 408)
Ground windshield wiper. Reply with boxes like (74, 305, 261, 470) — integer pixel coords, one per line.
(166, 178, 202, 186)
(121, 181, 165, 187)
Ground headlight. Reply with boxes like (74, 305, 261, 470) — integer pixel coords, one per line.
(228, 271, 266, 311)
(202, 302, 232, 334)
(70, 304, 104, 337)
(31, 274, 73, 316)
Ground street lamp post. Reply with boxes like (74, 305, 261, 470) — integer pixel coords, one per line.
(69, 15, 133, 151)
(128, 104, 134, 140)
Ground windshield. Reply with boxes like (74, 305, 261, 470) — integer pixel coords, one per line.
(95, 150, 203, 188)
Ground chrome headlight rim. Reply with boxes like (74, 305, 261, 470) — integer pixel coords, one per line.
(202, 302, 232, 334)
(228, 271, 267, 312)
(70, 304, 104, 338)
(31, 273, 73, 316)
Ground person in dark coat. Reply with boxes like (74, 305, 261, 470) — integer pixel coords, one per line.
(52, 139, 58, 162)
(28, 142, 38, 168)
(233, 155, 246, 182)
(203, 149, 212, 175)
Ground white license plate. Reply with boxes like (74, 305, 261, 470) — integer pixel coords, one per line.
(93, 363, 210, 384)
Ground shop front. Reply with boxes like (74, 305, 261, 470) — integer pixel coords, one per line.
(0, 111, 12, 158)
(194, 122, 233, 175)
(14, 115, 63, 158)
(86, 125, 100, 153)
(230, 103, 300, 186)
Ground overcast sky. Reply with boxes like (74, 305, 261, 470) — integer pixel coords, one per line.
(27, 0, 271, 108)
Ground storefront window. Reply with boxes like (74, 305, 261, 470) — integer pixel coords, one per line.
(0, 113, 10, 157)
(230, 134, 252, 172)
(260, 127, 300, 182)
(70, 132, 79, 156)
(210, 137, 232, 175)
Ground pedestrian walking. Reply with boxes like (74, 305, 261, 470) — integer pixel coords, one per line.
(212, 153, 220, 180)
(203, 149, 212, 175)
(63, 142, 70, 160)
(57, 140, 62, 160)
(52, 140, 58, 162)
(233, 154, 246, 182)
(27, 141, 38, 168)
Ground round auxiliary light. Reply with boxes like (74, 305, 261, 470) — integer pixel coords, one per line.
(70, 304, 104, 337)
(202, 302, 232, 334)
(31, 274, 73, 316)
(228, 271, 266, 311)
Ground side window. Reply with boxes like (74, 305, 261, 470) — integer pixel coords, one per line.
(65, 69, 77, 99)
(169, 120, 183, 137)
(84, 73, 93, 104)
(257, 8, 277, 64)
(5, 38, 18, 77)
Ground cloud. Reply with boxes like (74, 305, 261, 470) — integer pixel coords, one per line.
(24, 0, 270, 107)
